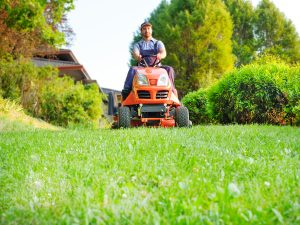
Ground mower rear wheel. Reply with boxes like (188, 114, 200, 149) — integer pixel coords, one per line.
(175, 106, 190, 127)
(118, 106, 131, 128)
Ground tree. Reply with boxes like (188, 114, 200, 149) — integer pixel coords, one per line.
(0, 0, 74, 58)
(223, 0, 300, 65)
(130, 0, 234, 97)
(223, 0, 256, 66)
(254, 0, 300, 63)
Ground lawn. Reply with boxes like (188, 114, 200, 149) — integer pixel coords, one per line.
(1, 125, 299, 224)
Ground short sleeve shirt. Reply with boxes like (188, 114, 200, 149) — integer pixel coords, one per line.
(133, 38, 165, 55)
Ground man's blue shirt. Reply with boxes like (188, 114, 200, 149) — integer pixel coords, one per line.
(133, 38, 165, 54)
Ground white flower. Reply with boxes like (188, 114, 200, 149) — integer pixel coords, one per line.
(228, 183, 241, 197)
(33, 195, 39, 203)
(178, 182, 188, 190)
(247, 157, 254, 164)
(264, 181, 270, 187)
(34, 180, 43, 189)
(284, 148, 291, 155)
(220, 170, 225, 181)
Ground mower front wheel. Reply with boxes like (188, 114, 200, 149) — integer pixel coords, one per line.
(175, 106, 190, 127)
(118, 106, 131, 128)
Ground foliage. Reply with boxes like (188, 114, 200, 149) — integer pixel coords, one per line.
(0, 0, 74, 58)
(129, 0, 300, 96)
(0, 58, 103, 127)
(223, 0, 256, 66)
(223, 0, 300, 66)
(130, 0, 235, 97)
(248, 57, 300, 125)
(1, 125, 300, 224)
(254, 0, 300, 63)
(0, 57, 41, 102)
(182, 89, 211, 124)
(0, 95, 23, 112)
(41, 78, 102, 128)
(0, 57, 57, 113)
(181, 56, 300, 125)
(0, 96, 60, 131)
(208, 61, 300, 125)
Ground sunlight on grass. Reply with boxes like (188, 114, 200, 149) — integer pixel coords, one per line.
(0, 125, 299, 224)
(0, 97, 61, 132)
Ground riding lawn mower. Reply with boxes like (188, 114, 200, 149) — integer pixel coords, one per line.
(110, 56, 191, 128)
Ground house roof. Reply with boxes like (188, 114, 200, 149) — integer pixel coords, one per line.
(32, 49, 119, 94)
(32, 49, 91, 82)
(34, 48, 79, 63)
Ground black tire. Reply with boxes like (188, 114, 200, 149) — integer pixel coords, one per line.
(175, 106, 190, 127)
(118, 106, 131, 128)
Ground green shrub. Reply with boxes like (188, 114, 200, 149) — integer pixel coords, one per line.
(0, 96, 23, 112)
(251, 55, 300, 124)
(0, 57, 58, 114)
(182, 89, 211, 124)
(41, 77, 102, 127)
(209, 65, 287, 124)
(0, 57, 34, 100)
(0, 58, 103, 127)
(273, 66, 300, 125)
(208, 63, 300, 125)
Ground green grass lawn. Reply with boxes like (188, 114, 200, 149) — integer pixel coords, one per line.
(1, 125, 299, 224)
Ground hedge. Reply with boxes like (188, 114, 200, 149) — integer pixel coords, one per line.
(0, 57, 103, 127)
(182, 89, 211, 124)
(183, 62, 300, 125)
(41, 77, 102, 127)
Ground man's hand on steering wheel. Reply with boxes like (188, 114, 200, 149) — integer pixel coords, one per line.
(138, 55, 143, 62)
(138, 55, 161, 67)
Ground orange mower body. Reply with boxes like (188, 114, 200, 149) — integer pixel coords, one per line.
(113, 66, 190, 128)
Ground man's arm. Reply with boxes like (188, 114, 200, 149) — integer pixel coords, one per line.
(132, 44, 142, 61)
(157, 41, 167, 60)
(157, 48, 166, 60)
(133, 49, 141, 61)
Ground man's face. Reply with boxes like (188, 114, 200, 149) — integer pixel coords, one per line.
(141, 25, 152, 39)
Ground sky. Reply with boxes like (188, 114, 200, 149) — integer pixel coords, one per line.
(68, 0, 300, 91)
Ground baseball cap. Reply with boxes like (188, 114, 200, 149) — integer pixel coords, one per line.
(140, 21, 152, 29)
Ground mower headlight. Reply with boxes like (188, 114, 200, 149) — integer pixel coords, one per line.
(137, 74, 149, 86)
(157, 74, 169, 86)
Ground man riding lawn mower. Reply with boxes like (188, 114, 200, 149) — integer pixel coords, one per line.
(111, 21, 190, 128)
(111, 55, 190, 128)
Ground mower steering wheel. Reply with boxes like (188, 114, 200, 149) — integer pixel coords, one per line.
(139, 55, 161, 67)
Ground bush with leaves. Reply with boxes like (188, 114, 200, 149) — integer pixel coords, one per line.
(272, 67, 300, 125)
(0, 57, 59, 115)
(41, 77, 102, 127)
(208, 62, 300, 125)
(0, 57, 33, 100)
(251, 56, 300, 125)
(182, 89, 211, 124)
(0, 58, 103, 127)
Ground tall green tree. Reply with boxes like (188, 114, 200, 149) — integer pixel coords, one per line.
(254, 0, 300, 63)
(131, 0, 234, 97)
(0, 0, 74, 58)
(223, 0, 256, 66)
